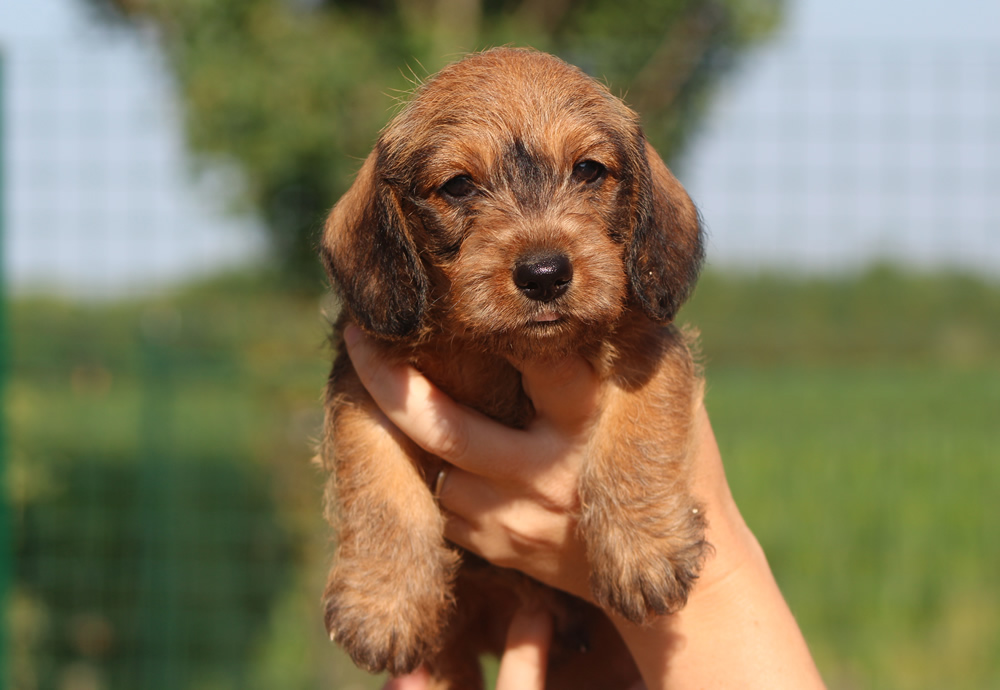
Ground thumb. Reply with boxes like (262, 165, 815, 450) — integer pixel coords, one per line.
(519, 355, 601, 434)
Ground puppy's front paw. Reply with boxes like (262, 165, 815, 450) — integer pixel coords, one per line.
(586, 505, 708, 624)
(323, 546, 459, 675)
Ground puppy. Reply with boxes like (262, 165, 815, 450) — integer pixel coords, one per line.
(318, 47, 708, 689)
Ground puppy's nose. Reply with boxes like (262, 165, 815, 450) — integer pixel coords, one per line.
(513, 253, 573, 302)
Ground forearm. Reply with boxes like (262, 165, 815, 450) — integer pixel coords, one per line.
(613, 409, 825, 689)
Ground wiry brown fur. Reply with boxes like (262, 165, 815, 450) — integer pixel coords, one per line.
(318, 48, 709, 689)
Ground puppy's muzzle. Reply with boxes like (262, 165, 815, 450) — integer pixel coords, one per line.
(513, 252, 573, 302)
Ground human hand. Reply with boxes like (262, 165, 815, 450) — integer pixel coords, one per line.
(343, 324, 600, 600)
(345, 325, 825, 690)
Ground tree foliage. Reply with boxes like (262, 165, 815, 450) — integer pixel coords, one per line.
(84, 0, 784, 287)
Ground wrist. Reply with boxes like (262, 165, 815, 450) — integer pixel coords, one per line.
(609, 497, 761, 688)
(608, 409, 825, 689)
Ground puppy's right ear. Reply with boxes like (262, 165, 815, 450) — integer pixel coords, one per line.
(626, 141, 704, 323)
(320, 150, 428, 339)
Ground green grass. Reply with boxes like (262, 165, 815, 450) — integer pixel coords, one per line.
(707, 364, 999, 689)
(7, 267, 1000, 689)
(679, 268, 1000, 688)
(683, 265, 1000, 368)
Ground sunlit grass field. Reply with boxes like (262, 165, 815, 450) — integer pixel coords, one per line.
(689, 269, 1000, 688)
(8, 267, 999, 689)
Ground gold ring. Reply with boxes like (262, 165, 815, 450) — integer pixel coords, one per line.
(433, 465, 450, 501)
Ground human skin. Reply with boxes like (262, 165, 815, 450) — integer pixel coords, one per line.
(344, 326, 826, 690)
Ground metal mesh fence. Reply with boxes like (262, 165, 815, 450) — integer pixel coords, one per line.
(680, 44, 1000, 274)
(4, 39, 354, 690)
(9, 289, 332, 689)
(3, 36, 999, 690)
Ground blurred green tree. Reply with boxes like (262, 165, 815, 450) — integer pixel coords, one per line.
(83, 0, 783, 289)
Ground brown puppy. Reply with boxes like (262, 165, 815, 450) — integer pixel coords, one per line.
(319, 47, 708, 688)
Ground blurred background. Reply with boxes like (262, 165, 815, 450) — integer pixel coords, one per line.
(2, 0, 997, 688)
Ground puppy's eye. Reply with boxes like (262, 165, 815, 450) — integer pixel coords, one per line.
(439, 175, 478, 199)
(572, 160, 607, 185)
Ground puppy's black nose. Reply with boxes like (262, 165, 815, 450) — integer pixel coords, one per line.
(513, 253, 573, 302)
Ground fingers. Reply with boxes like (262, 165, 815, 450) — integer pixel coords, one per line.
(495, 606, 553, 690)
(437, 466, 592, 599)
(345, 325, 601, 455)
(345, 326, 527, 478)
(436, 461, 575, 537)
(381, 610, 553, 690)
(435, 465, 507, 559)
(435, 464, 498, 515)
(518, 356, 600, 435)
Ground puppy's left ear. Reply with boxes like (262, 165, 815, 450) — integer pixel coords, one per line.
(627, 141, 705, 323)
(320, 150, 428, 339)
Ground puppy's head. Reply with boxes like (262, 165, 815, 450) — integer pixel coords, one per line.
(322, 48, 703, 357)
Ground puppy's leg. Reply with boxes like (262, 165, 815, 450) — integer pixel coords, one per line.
(579, 345, 709, 624)
(321, 373, 460, 675)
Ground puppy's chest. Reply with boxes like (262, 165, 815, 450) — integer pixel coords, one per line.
(412, 347, 533, 429)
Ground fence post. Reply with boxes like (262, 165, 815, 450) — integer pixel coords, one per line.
(0, 46, 10, 690)
(137, 324, 181, 690)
